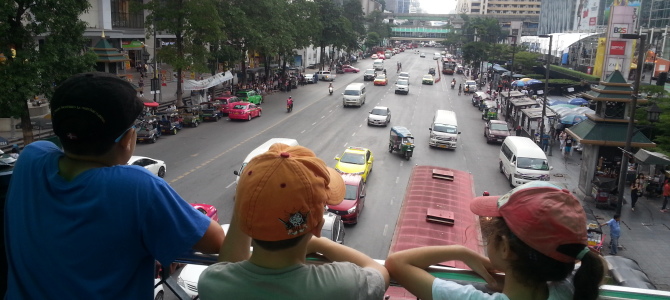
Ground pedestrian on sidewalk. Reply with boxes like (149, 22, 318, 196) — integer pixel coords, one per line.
(601, 214, 621, 255)
(515, 125, 522, 136)
(661, 179, 670, 212)
(563, 136, 573, 156)
(630, 173, 645, 211)
(559, 131, 567, 150)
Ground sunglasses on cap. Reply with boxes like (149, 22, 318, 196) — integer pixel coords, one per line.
(114, 125, 136, 143)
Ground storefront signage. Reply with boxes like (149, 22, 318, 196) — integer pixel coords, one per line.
(609, 41, 626, 55)
(122, 40, 144, 49)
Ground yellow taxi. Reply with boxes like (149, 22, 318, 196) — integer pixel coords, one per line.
(334, 147, 374, 182)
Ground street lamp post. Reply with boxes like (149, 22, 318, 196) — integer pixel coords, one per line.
(615, 33, 646, 216)
(506, 37, 517, 122)
(539, 34, 553, 156)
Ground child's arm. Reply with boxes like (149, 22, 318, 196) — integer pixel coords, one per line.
(385, 245, 498, 300)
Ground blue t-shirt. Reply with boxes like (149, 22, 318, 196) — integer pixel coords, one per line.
(606, 218, 621, 238)
(5, 141, 211, 299)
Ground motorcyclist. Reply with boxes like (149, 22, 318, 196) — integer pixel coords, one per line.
(328, 83, 333, 95)
(450, 79, 456, 89)
(287, 96, 294, 111)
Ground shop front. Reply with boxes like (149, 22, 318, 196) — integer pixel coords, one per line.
(122, 40, 146, 70)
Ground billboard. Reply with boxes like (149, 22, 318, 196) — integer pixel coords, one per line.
(601, 5, 636, 80)
(574, 0, 599, 31)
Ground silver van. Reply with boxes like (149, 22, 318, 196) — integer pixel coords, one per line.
(428, 110, 460, 149)
(233, 138, 299, 184)
(342, 83, 366, 107)
(373, 59, 384, 71)
(499, 136, 552, 187)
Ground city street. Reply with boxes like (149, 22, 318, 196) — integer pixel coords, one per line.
(134, 49, 516, 262)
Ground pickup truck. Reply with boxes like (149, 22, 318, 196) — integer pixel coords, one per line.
(316, 71, 335, 81)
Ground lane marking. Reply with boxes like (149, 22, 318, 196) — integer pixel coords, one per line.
(383, 224, 389, 236)
(301, 130, 306, 134)
(396, 176, 399, 184)
(225, 181, 236, 189)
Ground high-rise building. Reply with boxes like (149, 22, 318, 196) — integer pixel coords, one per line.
(538, 0, 579, 35)
(455, 0, 542, 15)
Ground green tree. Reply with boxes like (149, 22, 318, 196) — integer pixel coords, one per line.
(144, 0, 223, 106)
(313, 0, 345, 70)
(513, 51, 541, 74)
(365, 32, 382, 49)
(462, 42, 490, 70)
(342, 0, 366, 36)
(0, 0, 97, 144)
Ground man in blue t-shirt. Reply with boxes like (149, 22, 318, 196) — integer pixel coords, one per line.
(4, 72, 225, 299)
(601, 214, 621, 255)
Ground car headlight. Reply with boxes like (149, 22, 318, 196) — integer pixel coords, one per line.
(177, 277, 185, 288)
(514, 173, 523, 178)
(347, 207, 357, 214)
(489, 134, 496, 138)
(334, 167, 343, 174)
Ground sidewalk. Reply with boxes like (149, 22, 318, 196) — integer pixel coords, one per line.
(545, 140, 670, 290)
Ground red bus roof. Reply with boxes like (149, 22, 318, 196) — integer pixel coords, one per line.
(389, 165, 483, 270)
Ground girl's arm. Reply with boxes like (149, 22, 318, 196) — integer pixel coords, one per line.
(385, 245, 498, 300)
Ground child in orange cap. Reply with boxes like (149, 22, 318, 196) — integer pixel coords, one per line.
(386, 181, 605, 300)
(198, 143, 389, 299)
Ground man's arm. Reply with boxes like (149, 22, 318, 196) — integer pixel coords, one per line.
(218, 215, 252, 262)
(192, 219, 225, 254)
(306, 236, 390, 288)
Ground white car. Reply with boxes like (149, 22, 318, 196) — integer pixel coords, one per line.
(304, 73, 317, 84)
(367, 106, 391, 126)
(419, 53, 426, 58)
(464, 80, 478, 93)
(398, 72, 410, 83)
(395, 79, 409, 95)
(128, 156, 167, 178)
(154, 278, 164, 300)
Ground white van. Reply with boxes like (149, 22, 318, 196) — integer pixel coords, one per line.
(428, 110, 460, 149)
(433, 52, 441, 60)
(373, 59, 384, 71)
(499, 136, 552, 187)
(233, 138, 299, 183)
(384, 50, 393, 58)
(342, 83, 366, 107)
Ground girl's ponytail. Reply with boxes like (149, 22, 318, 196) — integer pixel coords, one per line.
(572, 250, 605, 300)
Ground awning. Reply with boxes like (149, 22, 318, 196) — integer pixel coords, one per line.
(566, 119, 655, 148)
(184, 71, 234, 91)
(634, 149, 670, 165)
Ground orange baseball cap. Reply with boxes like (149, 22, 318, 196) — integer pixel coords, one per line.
(236, 143, 345, 241)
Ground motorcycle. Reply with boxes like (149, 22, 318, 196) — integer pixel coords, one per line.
(450, 81, 455, 89)
(287, 103, 293, 113)
(329, 86, 333, 95)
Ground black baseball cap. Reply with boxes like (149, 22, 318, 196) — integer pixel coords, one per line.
(51, 72, 144, 143)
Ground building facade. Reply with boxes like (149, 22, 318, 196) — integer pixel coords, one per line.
(538, 0, 578, 35)
(455, 0, 541, 15)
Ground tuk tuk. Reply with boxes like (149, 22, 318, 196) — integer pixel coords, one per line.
(178, 106, 202, 127)
(472, 91, 490, 107)
(481, 100, 498, 120)
(136, 120, 160, 144)
(156, 112, 183, 135)
(388, 126, 415, 160)
(428, 67, 436, 76)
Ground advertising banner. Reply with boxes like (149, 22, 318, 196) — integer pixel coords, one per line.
(601, 6, 635, 80)
(575, 0, 599, 31)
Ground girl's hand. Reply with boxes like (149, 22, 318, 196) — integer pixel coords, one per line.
(461, 250, 501, 290)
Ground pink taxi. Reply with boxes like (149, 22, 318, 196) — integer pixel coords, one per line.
(228, 101, 262, 121)
(213, 95, 239, 116)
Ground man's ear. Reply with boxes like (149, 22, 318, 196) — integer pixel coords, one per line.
(119, 127, 136, 151)
(310, 217, 325, 238)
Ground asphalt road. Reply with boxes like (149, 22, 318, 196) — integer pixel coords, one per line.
(134, 48, 518, 263)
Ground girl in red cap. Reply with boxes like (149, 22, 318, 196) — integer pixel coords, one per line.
(386, 181, 606, 300)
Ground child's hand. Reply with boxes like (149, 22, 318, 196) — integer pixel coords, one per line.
(461, 250, 501, 290)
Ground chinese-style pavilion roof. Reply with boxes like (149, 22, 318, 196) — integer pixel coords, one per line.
(92, 39, 130, 63)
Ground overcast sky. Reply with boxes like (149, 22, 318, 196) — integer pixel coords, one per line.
(418, 0, 458, 14)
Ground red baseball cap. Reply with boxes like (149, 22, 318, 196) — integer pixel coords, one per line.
(470, 181, 587, 263)
(235, 143, 345, 241)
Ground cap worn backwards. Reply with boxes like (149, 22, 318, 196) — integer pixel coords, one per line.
(51, 72, 144, 143)
(470, 181, 587, 263)
(235, 143, 345, 242)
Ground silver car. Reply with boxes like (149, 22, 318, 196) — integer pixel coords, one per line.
(395, 79, 409, 95)
(367, 106, 391, 126)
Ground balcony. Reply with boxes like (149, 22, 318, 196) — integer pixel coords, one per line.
(157, 252, 670, 300)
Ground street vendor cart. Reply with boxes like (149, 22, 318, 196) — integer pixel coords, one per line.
(591, 176, 618, 209)
(389, 126, 415, 160)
